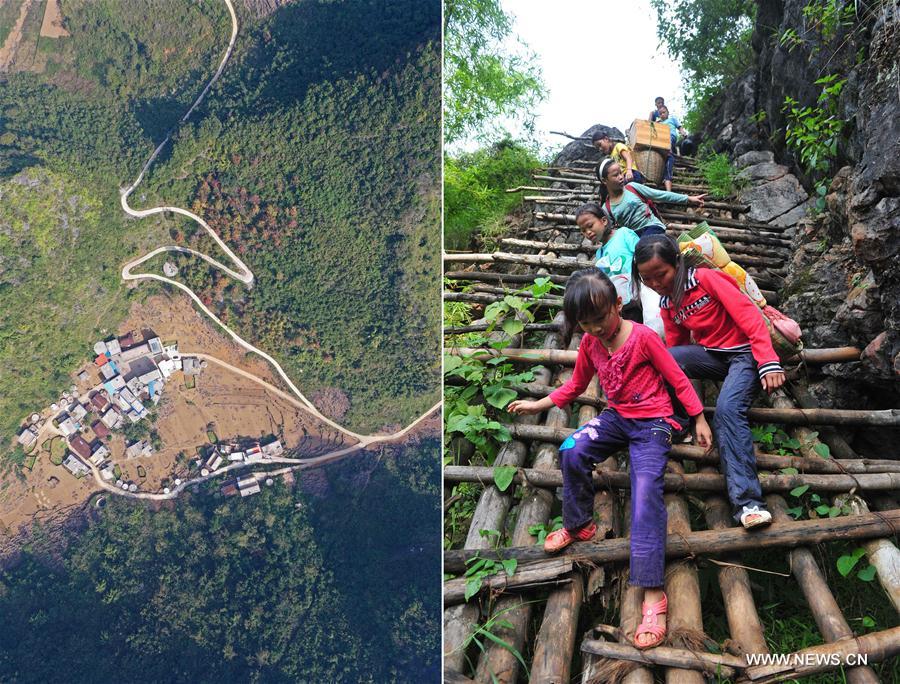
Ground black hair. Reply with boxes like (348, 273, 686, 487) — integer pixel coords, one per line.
(591, 131, 610, 144)
(561, 268, 618, 341)
(655, 96, 665, 104)
(594, 157, 618, 205)
(574, 203, 612, 243)
(631, 234, 702, 308)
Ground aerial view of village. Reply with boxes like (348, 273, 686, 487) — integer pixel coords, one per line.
(0, 0, 441, 679)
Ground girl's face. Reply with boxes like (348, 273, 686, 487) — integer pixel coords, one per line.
(578, 298, 623, 342)
(658, 107, 670, 120)
(637, 256, 677, 296)
(576, 212, 607, 242)
(603, 163, 625, 190)
(594, 138, 612, 154)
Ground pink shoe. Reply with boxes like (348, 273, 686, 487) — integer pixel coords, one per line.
(633, 593, 668, 650)
(543, 522, 597, 553)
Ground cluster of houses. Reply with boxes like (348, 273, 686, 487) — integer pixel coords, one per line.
(200, 439, 284, 498)
(17, 331, 204, 488)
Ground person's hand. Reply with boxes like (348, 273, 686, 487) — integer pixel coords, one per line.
(761, 372, 786, 393)
(625, 170, 634, 182)
(507, 399, 543, 415)
(693, 415, 714, 453)
(688, 194, 706, 208)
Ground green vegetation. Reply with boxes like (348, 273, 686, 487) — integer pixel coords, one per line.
(1, 0, 441, 456)
(696, 149, 745, 197)
(650, 0, 756, 132)
(140, 0, 441, 432)
(445, 139, 542, 250)
(443, 0, 544, 145)
(783, 74, 848, 210)
(0, 484, 399, 681)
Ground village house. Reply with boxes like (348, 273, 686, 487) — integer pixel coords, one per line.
(125, 440, 153, 459)
(99, 407, 122, 429)
(261, 440, 284, 457)
(56, 414, 77, 437)
(89, 392, 110, 412)
(62, 454, 90, 478)
(99, 465, 116, 481)
(69, 402, 88, 423)
(16, 427, 37, 448)
(68, 435, 92, 461)
(91, 421, 110, 439)
(237, 475, 261, 497)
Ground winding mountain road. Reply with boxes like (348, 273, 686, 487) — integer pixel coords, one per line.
(105, 0, 440, 500)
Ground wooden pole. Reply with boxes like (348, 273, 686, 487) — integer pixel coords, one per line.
(442, 508, 900, 573)
(663, 461, 706, 684)
(471, 322, 561, 683)
(443, 559, 574, 605)
(445, 323, 561, 335)
(579, 640, 743, 678)
(504, 423, 900, 473)
(447, 345, 863, 366)
(444, 464, 900, 494)
(445, 271, 570, 286)
(443, 292, 562, 307)
(700, 469, 770, 656)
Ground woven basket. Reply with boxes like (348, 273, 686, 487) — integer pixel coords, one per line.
(633, 149, 665, 185)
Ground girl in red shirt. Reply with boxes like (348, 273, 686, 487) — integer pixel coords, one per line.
(633, 234, 786, 529)
(509, 268, 712, 649)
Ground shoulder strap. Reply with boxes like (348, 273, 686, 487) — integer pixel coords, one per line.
(625, 184, 664, 222)
(604, 196, 616, 226)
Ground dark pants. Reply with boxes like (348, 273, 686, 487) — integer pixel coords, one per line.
(628, 169, 646, 184)
(668, 347, 766, 521)
(559, 409, 672, 587)
(636, 224, 666, 237)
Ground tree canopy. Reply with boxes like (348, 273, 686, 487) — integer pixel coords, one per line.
(443, 0, 544, 145)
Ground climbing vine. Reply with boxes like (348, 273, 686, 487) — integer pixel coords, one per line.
(782, 74, 847, 210)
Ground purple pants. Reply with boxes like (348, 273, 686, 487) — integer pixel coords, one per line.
(559, 409, 672, 587)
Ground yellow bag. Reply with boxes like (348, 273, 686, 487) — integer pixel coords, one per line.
(722, 261, 767, 308)
(676, 222, 730, 268)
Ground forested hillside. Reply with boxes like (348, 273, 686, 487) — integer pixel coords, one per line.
(0, 437, 440, 682)
(142, 0, 442, 432)
(0, 0, 440, 456)
(0, 1, 229, 462)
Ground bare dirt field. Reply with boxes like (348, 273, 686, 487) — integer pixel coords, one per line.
(39, 0, 68, 38)
(0, 0, 34, 71)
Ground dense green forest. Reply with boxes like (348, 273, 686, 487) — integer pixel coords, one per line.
(0, 438, 440, 681)
(141, 0, 442, 432)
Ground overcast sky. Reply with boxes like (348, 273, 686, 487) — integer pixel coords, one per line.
(495, 0, 686, 156)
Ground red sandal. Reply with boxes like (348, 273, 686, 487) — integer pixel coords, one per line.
(543, 522, 597, 553)
(633, 593, 667, 650)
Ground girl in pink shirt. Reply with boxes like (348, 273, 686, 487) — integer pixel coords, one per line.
(509, 268, 712, 649)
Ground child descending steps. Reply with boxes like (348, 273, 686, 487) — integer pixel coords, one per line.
(575, 203, 664, 338)
(508, 269, 713, 649)
(656, 105, 688, 191)
(592, 132, 645, 183)
(596, 159, 705, 238)
(633, 234, 786, 529)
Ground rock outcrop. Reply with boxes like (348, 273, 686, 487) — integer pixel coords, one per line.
(700, 1, 899, 411)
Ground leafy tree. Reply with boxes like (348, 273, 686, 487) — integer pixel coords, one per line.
(444, 0, 544, 145)
(650, 0, 756, 129)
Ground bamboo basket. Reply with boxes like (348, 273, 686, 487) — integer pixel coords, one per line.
(633, 149, 665, 184)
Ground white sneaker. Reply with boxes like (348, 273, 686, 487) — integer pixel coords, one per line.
(740, 505, 772, 529)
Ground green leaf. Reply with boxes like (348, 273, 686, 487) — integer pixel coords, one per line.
(464, 577, 483, 601)
(857, 565, 876, 582)
(483, 384, 517, 409)
(815, 505, 831, 515)
(790, 485, 810, 497)
(862, 616, 876, 628)
(828, 506, 841, 518)
(501, 558, 517, 576)
(502, 318, 524, 336)
(787, 506, 804, 518)
(484, 302, 506, 322)
(780, 467, 799, 475)
(836, 554, 859, 577)
(493, 465, 517, 492)
(813, 443, 831, 459)
(444, 355, 464, 372)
